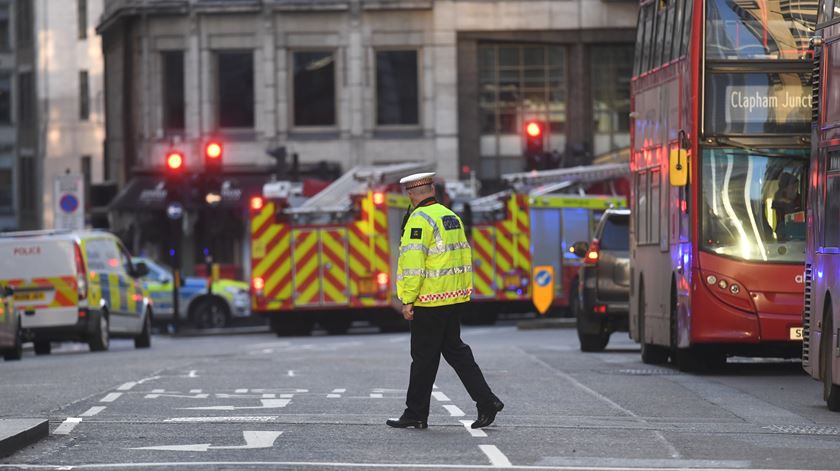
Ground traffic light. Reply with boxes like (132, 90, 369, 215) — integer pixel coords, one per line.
(204, 140, 223, 174)
(165, 150, 185, 175)
(524, 120, 545, 157)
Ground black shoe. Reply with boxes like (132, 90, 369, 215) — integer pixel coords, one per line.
(386, 416, 428, 429)
(471, 399, 504, 429)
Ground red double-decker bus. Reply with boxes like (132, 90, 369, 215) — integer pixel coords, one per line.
(804, 0, 840, 411)
(630, 0, 816, 370)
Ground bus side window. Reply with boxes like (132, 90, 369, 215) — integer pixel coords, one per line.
(825, 152, 840, 248)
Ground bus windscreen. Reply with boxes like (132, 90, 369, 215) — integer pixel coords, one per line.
(700, 148, 807, 263)
(705, 0, 817, 60)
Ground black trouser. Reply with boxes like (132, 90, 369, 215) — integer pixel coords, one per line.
(403, 302, 496, 421)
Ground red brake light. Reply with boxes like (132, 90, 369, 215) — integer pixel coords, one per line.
(584, 240, 600, 266)
(250, 196, 264, 211)
(372, 192, 385, 206)
(74, 243, 88, 300)
(166, 151, 184, 170)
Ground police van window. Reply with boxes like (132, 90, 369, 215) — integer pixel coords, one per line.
(85, 239, 120, 272)
(118, 244, 134, 275)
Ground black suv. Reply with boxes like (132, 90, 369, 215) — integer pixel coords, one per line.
(571, 209, 630, 352)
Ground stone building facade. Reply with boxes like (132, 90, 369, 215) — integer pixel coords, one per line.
(98, 0, 637, 274)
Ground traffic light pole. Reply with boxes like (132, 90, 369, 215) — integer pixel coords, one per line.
(169, 216, 182, 334)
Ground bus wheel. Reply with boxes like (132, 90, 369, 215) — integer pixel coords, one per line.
(821, 310, 840, 411)
(639, 285, 668, 364)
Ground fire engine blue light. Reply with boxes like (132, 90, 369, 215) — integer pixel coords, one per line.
(169, 249, 175, 257)
(516, 289, 523, 296)
(203, 248, 209, 256)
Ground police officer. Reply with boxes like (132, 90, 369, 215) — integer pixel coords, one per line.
(386, 172, 504, 430)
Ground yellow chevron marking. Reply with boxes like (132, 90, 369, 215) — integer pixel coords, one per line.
(251, 203, 274, 233)
(108, 273, 121, 311)
(254, 226, 285, 275)
(263, 231, 292, 301)
(322, 230, 349, 304)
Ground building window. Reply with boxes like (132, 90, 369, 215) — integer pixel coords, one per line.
(591, 45, 633, 155)
(162, 51, 185, 131)
(376, 50, 419, 126)
(293, 51, 336, 127)
(478, 44, 566, 179)
(217, 51, 254, 128)
(0, 167, 11, 211)
(79, 70, 90, 120)
(0, 4, 9, 50)
(16, 0, 31, 45)
(77, 0, 87, 39)
(18, 72, 33, 125)
(18, 156, 33, 211)
(0, 73, 10, 124)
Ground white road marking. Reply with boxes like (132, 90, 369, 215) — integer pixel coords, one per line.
(333, 389, 346, 393)
(137, 375, 161, 384)
(328, 388, 345, 398)
(144, 392, 209, 399)
(459, 420, 487, 437)
(479, 445, 512, 467)
(387, 336, 407, 343)
(287, 370, 296, 377)
(79, 406, 106, 417)
(164, 416, 278, 423)
(369, 393, 383, 398)
(116, 382, 137, 391)
(187, 370, 198, 378)
(184, 398, 290, 411)
(235, 389, 248, 393)
(131, 431, 282, 452)
(279, 394, 294, 399)
(431, 391, 450, 402)
(517, 346, 682, 459)
(100, 392, 122, 403)
(327, 394, 341, 398)
(2, 462, 818, 470)
(189, 389, 202, 394)
(53, 418, 82, 435)
(443, 405, 465, 417)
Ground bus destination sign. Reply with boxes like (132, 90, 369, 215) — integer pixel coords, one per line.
(705, 72, 811, 135)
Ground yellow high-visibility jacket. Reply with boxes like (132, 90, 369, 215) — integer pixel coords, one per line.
(397, 202, 473, 307)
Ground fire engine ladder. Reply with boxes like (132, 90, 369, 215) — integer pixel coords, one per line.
(501, 162, 630, 196)
(288, 162, 435, 215)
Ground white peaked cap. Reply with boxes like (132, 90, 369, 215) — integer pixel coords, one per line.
(399, 172, 436, 189)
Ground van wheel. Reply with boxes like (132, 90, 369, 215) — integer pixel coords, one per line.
(89, 312, 110, 352)
(821, 311, 840, 411)
(3, 320, 23, 361)
(134, 310, 152, 349)
(33, 340, 51, 355)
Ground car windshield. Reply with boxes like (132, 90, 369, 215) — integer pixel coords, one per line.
(600, 215, 629, 251)
(700, 148, 807, 263)
(133, 258, 172, 283)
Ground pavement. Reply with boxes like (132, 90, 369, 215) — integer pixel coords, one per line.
(0, 322, 838, 470)
(0, 420, 48, 458)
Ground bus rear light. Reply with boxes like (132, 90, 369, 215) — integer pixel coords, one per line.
(584, 240, 600, 266)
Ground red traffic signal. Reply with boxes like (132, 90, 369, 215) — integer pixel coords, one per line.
(523, 120, 545, 157)
(204, 140, 223, 173)
(165, 150, 184, 172)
